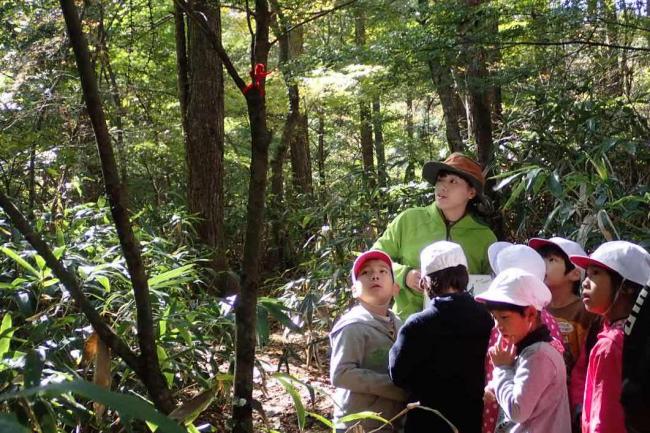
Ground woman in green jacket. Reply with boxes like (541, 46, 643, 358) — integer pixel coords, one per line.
(373, 153, 497, 320)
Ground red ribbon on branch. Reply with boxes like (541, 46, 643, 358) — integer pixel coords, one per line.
(243, 63, 271, 96)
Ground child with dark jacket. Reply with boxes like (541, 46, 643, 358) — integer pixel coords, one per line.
(330, 250, 407, 433)
(389, 241, 493, 433)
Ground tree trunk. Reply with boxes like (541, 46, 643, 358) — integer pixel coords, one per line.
(430, 61, 466, 153)
(317, 110, 326, 188)
(355, 8, 376, 189)
(418, 0, 465, 153)
(404, 94, 415, 183)
(181, 0, 228, 283)
(372, 97, 387, 188)
(232, 1, 272, 431)
(465, 0, 494, 170)
(97, 2, 128, 184)
(58, 0, 174, 414)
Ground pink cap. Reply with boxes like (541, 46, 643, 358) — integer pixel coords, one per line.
(352, 250, 394, 282)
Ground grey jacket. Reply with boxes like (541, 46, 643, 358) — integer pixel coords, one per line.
(330, 305, 407, 432)
(489, 341, 571, 433)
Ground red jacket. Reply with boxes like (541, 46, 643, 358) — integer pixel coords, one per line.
(581, 319, 626, 433)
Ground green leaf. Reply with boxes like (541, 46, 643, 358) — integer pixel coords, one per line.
(169, 385, 219, 424)
(0, 414, 29, 433)
(338, 411, 389, 425)
(96, 275, 111, 292)
(258, 297, 302, 333)
(52, 246, 66, 260)
(0, 313, 13, 358)
(493, 172, 523, 191)
(306, 411, 333, 429)
(34, 255, 46, 272)
(275, 376, 306, 431)
(148, 264, 195, 290)
(0, 380, 184, 433)
(156, 346, 174, 387)
(503, 178, 525, 210)
(0, 247, 39, 278)
(548, 171, 562, 197)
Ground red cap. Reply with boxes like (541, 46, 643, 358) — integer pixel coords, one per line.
(352, 250, 394, 282)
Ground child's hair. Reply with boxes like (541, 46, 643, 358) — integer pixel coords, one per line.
(609, 272, 644, 300)
(483, 300, 527, 316)
(537, 243, 581, 294)
(425, 264, 468, 298)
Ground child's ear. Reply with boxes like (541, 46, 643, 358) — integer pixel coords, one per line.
(351, 280, 363, 298)
(525, 306, 537, 321)
(391, 281, 400, 297)
(568, 267, 581, 282)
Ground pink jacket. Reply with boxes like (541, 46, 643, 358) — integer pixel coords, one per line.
(581, 319, 626, 433)
(482, 309, 564, 433)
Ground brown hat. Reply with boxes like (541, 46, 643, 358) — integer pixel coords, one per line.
(422, 153, 485, 196)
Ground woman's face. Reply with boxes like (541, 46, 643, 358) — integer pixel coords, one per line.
(434, 173, 476, 214)
(581, 265, 615, 315)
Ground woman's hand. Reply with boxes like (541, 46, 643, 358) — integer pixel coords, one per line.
(489, 335, 516, 367)
(406, 269, 423, 292)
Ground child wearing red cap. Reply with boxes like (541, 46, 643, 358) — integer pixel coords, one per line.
(569, 241, 650, 433)
(330, 250, 406, 432)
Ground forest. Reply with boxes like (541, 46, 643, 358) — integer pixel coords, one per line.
(0, 0, 649, 432)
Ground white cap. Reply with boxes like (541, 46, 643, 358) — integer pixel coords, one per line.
(488, 242, 546, 281)
(476, 268, 551, 311)
(570, 241, 650, 286)
(420, 241, 468, 276)
(529, 237, 587, 260)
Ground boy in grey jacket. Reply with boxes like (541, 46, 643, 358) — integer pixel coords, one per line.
(330, 250, 407, 432)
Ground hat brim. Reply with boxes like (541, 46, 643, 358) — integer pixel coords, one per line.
(352, 250, 394, 281)
(475, 292, 531, 307)
(422, 161, 485, 199)
(528, 238, 555, 251)
(569, 255, 614, 272)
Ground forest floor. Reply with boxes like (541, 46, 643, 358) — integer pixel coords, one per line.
(252, 332, 334, 433)
(199, 331, 334, 433)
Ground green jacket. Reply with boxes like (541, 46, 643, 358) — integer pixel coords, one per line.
(372, 203, 497, 321)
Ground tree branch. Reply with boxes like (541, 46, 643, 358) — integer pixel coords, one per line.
(269, 0, 358, 46)
(58, 0, 174, 413)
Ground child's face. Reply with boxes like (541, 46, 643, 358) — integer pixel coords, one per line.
(490, 307, 536, 345)
(582, 265, 615, 315)
(353, 259, 398, 307)
(542, 253, 577, 290)
(434, 173, 476, 214)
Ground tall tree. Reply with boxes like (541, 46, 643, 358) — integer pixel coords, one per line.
(174, 0, 228, 287)
(270, 4, 312, 195)
(418, 0, 466, 153)
(404, 93, 416, 182)
(464, 0, 494, 169)
(372, 97, 387, 187)
(175, 0, 273, 430)
(354, 7, 376, 188)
